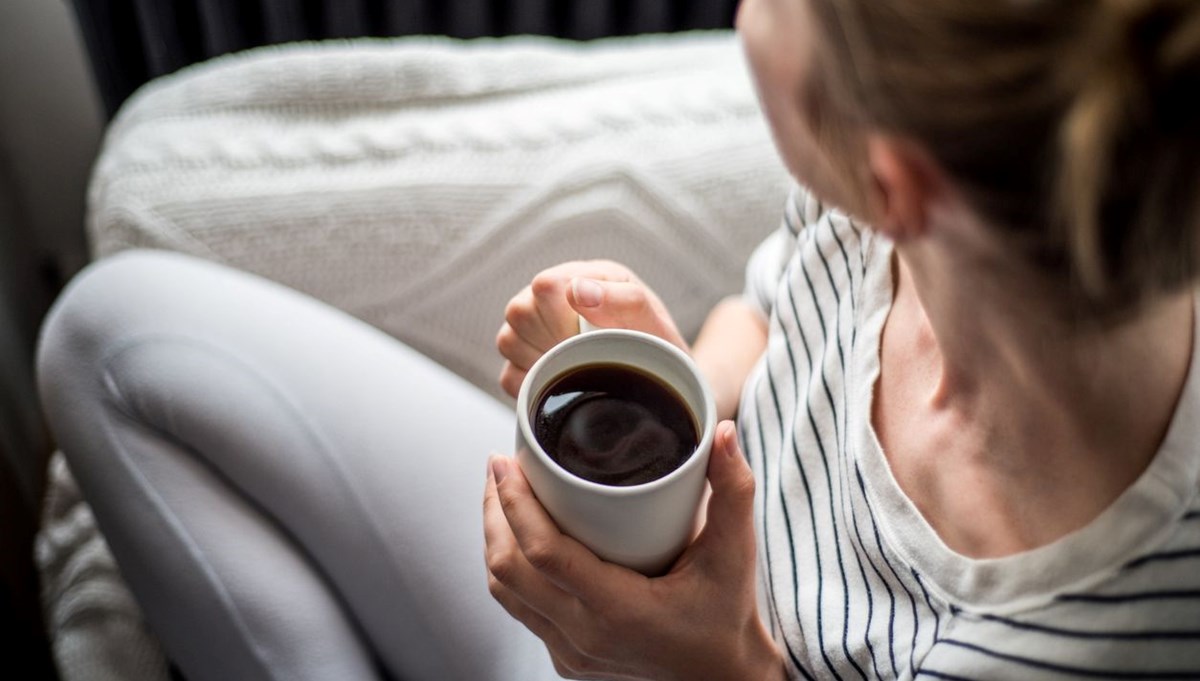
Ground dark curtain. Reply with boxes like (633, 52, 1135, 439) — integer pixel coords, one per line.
(70, 0, 740, 118)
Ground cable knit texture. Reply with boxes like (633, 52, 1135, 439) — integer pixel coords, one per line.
(36, 455, 170, 680)
(88, 32, 787, 394)
(42, 33, 788, 679)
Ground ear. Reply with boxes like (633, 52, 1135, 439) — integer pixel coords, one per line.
(865, 135, 939, 241)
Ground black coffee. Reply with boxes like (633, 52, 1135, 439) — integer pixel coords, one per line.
(533, 363, 698, 486)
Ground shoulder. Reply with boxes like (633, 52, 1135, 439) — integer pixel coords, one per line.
(786, 184, 880, 272)
(747, 183, 890, 329)
(784, 184, 887, 309)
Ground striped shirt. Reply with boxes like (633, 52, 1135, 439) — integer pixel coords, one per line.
(737, 185, 1200, 680)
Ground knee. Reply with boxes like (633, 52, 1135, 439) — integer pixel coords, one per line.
(36, 250, 185, 427)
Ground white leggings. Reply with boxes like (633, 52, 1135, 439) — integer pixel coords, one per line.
(37, 250, 558, 681)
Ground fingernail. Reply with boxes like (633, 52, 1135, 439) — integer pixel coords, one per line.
(572, 278, 603, 308)
(491, 456, 509, 484)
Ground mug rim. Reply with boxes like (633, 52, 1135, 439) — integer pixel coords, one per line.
(516, 328, 718, 497)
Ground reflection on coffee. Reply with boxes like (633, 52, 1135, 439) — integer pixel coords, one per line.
(533, 364, 698, 486)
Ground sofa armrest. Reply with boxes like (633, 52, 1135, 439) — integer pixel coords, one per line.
(88, 33, 789, 398)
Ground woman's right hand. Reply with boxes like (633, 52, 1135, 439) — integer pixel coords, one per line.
(496, 260, 688, 398)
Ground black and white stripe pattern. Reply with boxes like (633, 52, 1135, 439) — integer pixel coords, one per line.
(738, 186, 1200, 679)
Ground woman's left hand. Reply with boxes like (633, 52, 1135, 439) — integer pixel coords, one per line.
(482, 421, 785, 681)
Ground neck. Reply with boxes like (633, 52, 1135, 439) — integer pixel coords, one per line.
(885, 237, 1194, 553)
(898, 239, 1192, 416)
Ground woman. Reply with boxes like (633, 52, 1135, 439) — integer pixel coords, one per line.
(39, 0, 1200, 678)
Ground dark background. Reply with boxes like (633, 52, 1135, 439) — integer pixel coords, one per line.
(75, 0, 740, 118)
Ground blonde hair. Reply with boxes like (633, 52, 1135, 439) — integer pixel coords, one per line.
(806, 0, 1200, 318)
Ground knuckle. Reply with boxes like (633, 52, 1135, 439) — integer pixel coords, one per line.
(486, 572, 504, 599)
(557, 650, 593, 680)
(624, 286, 651, 313)
(486, 549, 519, 586)
(523, 539, 562, 575)
(497, 489, 531, 528)
(496, 480, 521, 511)
(494, 326, 511, 352)
(496, 327, 519, 355)
(573, 629, 608, 661)
(503, 299, 533, 327)
(734, 468, 757, 500)
(551, 655, 578, 679)
(530, 272, 563, 298)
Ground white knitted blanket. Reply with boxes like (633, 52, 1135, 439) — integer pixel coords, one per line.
(40, 33, 788, 679)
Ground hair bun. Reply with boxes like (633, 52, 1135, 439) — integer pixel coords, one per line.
(1054, 0, 1200, 301)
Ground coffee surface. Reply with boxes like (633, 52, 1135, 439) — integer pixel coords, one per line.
(533, 364, 697, 486)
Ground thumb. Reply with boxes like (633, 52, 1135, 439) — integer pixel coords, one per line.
(567, 277, 685, 349)
(693, 421, 757, 574)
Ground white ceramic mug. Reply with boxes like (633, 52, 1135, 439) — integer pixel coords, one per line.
(515, 328, 717, 575)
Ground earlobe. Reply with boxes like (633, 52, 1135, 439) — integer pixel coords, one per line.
(866, 135, 934, 241)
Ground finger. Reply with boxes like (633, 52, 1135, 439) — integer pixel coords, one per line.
(499, 362, 526, 399)
(504, 286, 559, 351)
(691, 421, 758, 577)
(496, 324, 543, 371)
(530, 272, 584, 343)
(534, 259, 635, 286)
(484, 457, 580, 620)
(566, 278, 688, 350)
(550, 654, 576, 680)
(529, 261, 639, 340)
(487, 572, 557, 637)
(488, 577, 601, 681)
(549, 650, 606, 681)
(491, 456, 640, 603)
(487, 572, 578, 658)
